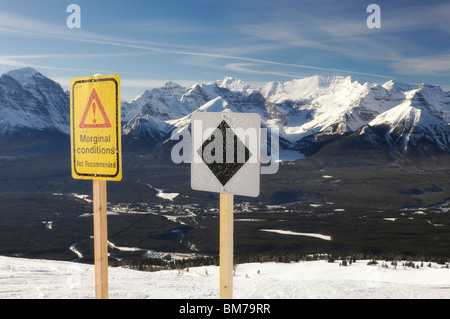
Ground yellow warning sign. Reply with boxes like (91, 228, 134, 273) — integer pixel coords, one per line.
(71, 75, 122, 181)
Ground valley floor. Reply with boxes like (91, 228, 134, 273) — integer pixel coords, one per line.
(0, 255, 449, 299)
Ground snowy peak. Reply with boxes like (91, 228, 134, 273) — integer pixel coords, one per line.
(215, 77, 255, 95)
(4, 67, 62, 94)
(366, 84, 450, 152)
(411, 84, 450, 121)
(381, 79, 419, 93)
(369, 84, 450, 126)
(121, 83, 188, 122)
(261, 75, 356, 102)
(163, 81, 182, 89)
(0, 67, 69, 134)
(6, 67, 41, 86)
(122, 113, 173, 140)
(124, 77, 259, 125)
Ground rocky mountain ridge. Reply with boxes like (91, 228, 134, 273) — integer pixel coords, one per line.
(1, 68, 449, 156)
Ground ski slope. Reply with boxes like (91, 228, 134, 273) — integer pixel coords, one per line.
(0, 256, 449, 299)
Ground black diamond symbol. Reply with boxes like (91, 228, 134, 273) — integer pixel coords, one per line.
(198, 120, 252, 186)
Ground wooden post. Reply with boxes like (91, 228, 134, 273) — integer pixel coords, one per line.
(93, 180, 108, 299)
(220, 192, 234, 299)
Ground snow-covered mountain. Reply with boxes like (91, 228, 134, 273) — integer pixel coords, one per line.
(258, 76, 449, 152)
(130, 74, 450, 154)
(0, 67, 69, 134)
(1, 67, 449, 155)
(364, 84, 450, 152)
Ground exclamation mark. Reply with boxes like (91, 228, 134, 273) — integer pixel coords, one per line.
(92, 102, 97, 124)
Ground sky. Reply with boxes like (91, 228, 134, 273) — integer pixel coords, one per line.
(0, 0, 449, 100)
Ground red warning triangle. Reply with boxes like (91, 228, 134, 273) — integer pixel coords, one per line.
(79, 88, 112, 128)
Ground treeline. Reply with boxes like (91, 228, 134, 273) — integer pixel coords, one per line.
(110, 256, 218, 272)
(236, 251, 450, 266)
(108, 250, 449, 273)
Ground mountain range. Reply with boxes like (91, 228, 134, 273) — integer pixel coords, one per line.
(1, 67, 449, 157)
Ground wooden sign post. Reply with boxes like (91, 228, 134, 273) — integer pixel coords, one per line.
(220, 193, 234, 299)
(191, 112, 261, 299)
(93, 180, 108, 299)
(71, 75, 121, 299)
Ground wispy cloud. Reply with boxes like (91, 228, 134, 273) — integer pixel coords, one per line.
(1, 3, 447, 85)
(53, 77, 198, 90)
(0, 9, 393, 81)
(390, 53, 450, 76)
(381, 2, 450, 34)
(0, 52, 152, 74)
(122, 19, 206, 34)
(225, 62, 391, 79)
(225, 63, 309, 78)
(238, 2, 450, 78)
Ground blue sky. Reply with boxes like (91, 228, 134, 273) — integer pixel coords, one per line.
(0, 0, 449, 100)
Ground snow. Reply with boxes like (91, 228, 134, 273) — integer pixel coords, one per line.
(147, 184, 179, 201)
(6, 67, 40, 88)
(260, 229, 332, 241)
(367, 85, 450, 151)
(368, 91, 419, 128)
(198, 96, 229, 113)
(0, 67, 70, 134)
(216, 77, 255, 95)
(157, 191, 179, 201)
(0, 256, 449, 299)
(69, 243, 83, 260)
(71, 193, 92, 203)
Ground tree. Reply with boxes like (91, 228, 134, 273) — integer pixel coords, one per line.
(392, 261, 397, 270)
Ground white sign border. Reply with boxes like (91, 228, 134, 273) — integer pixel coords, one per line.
(191, 112, 261, 197)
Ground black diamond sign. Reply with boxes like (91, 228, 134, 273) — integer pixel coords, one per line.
(198, 120, 252, 186)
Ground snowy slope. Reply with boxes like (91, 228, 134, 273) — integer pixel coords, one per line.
(0, 255, 449, 299)
(216, 76, 255, 96)
(367, 85, 450, 152)
(259, 77, 416, 142)
(122, 113, 174, 139)
(0, 67, 69, 134)
(121, 82, 193, 122)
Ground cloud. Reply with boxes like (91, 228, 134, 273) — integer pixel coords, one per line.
(0, 52, 152, 75)
(390, 54, 450, 76)
(122, 19, 206, 34)
(0, 56, 28, 68)
(0, 9, 395, 81)
(226, 62, 391, 79)
(225, 63, 308, 78)
(0, 11, 64, 37)
(5, 5, 446, 83)
(52, 77, 198, 90)
(381, 2, 450, 34)
(238, 2, 450, 77)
